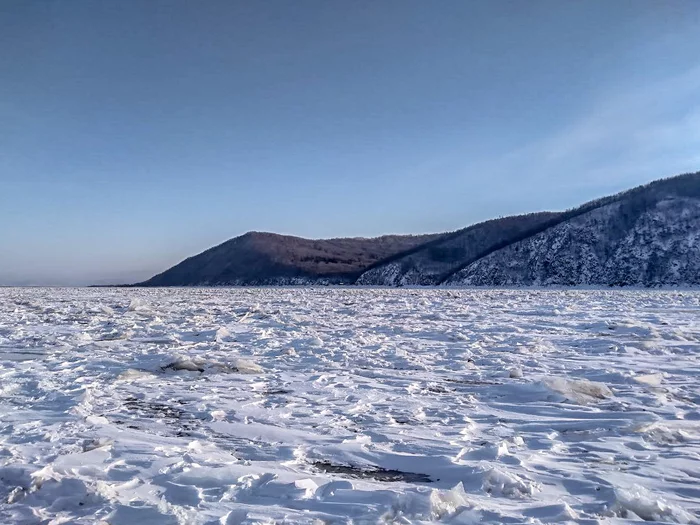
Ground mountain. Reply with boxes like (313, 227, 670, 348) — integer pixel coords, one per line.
(138, 231, 443, 286)
(358, 172, 700, 287)
(355, 212, 562, 286)
(136, 171, 700, 288)
(445, 174, 700, 286)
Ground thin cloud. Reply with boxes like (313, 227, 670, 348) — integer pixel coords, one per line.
(485, 63, 700, 190)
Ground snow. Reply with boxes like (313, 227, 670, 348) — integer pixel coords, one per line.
(1, 287, 699, 523)
(609, 484, 695, 523)
(542, 377, 614, 405)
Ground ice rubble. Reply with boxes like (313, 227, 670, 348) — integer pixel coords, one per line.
(608, 485, 696, 523)
(634, 422, 696, 444)
(1, 287, 699, 524)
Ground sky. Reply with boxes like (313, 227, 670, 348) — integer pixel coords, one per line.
(1, 1, 700, 285)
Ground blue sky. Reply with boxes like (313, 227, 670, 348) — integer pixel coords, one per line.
(1, 1, 699, 285)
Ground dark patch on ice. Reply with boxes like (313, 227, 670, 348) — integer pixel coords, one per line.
(0, 347, 47, 362)
(123, 396, 187, 419)
(160, 358, 261, 375)
(312, 461, 432, 483)
(445, 378, 503, 386)
(263, 389, 293, 395)
(162, 361, 205, 373)
(117, 396, 200, 437)
(205, 429, 287, 462)
(426, 384, 453, 394)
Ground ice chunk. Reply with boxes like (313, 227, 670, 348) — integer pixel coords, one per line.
(482, 466, 539, 498)
(215, 326, 231, 343)
(294, 478, 318, 499)
(231, 358, 264, 374)
(509, 367, 523, 378)
(430, 482, 472, 519)
(543, 377, 613, 404)
(524, 502, 579, 521)
(609, 485, 694, 523)
(315, 480, 353, 499)
(455, 441, 510, 462)
(6, 486, 25, 504)
(210, 410, 227, 421)
(127, 298, 154, 316)
(99, 305, 115, 316)
(634, 422, 694, 444)
(220, 510, 248, 525)
(634, 373, 664, 387)
(165, 357, 205, 372)
(117, 368, 157, 382)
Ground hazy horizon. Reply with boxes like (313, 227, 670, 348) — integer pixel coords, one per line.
(2, 1, 700, 285)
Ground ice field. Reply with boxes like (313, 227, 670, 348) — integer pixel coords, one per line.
(1, 287, 699, 524)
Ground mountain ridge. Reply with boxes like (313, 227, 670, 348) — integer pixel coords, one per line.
(138, 231, 444, 286)
(134, 171, 700, 287)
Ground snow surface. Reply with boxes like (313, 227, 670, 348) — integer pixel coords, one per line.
(1, 287, 699, 524)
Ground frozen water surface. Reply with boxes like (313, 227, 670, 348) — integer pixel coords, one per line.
(1, 287, 699, 524)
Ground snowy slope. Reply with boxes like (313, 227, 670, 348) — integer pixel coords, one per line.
(356, 213, 560, 286)
(2, 287, 700, 523)
(446, 196, 700, 286)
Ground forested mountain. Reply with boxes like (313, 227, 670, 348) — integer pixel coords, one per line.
(445, 174, 700, 286)
(136, 171, 700, 287)
(138, 231, 442, 286)
(355, 212, 562, 286)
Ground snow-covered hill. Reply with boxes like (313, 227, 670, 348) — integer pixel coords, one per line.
(356, 213, 560, 286)
(446, 196, 700, 286)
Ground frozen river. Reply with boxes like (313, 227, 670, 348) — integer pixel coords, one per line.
(1, 287, 699, 524)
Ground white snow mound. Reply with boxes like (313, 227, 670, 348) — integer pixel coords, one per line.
(543, 377, 613, 404)
(482, 466, 539, 498)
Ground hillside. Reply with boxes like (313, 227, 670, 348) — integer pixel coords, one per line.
(138, 231, 443, 286)
(444, 176, 700, 286)
(355, 212, 562, 286)
(136, 171, 700, 288)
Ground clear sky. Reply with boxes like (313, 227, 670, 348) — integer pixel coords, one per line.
(2, 1, 699, 285)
